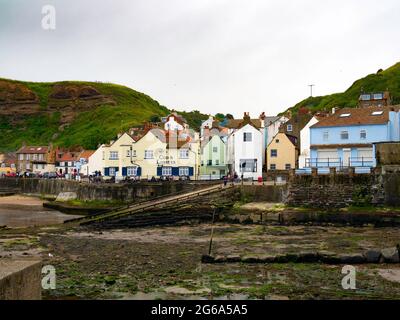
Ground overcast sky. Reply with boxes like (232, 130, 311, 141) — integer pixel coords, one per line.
(1, 0, 400, 117)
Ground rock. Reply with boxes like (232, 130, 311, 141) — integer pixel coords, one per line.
(201, 255, 214, 263)
(380, 247, 400, 263)
(241, 255, 261, 263)
(55, 192, 78, 202)
(363, 250, 381, 263)
(318, 251, 341, 264)
(274, 254, 289, 263)
(226, 255, 241, 263)
(258, 255, 276, 263)
(338, 254, 366, 264)
(214, 255, 227, 263)
(297, 252, 319, 263)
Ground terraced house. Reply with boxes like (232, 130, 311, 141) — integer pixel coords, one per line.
(200, 127, 227, 180)
(308, 106, 400, 172)
(16, 146, 55, 174)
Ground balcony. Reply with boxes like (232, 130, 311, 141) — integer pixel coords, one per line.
(305, 157, 374, 169)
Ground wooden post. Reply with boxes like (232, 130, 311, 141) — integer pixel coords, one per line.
(208, 208, 216, 256)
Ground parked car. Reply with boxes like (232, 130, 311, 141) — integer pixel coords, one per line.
(42, 172, 57, 179)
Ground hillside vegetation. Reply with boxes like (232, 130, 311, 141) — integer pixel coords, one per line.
(0, 78, 207, 151)
(285, 62, 400, 115)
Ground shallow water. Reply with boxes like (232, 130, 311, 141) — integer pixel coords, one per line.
(0, 195, 82, 228)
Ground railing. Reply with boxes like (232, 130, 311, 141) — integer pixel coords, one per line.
(305, 158, 342, 168)
(349, 157, 374, 167)
(305, 157, 374, 168)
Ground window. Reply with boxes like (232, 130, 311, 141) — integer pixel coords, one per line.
(323, 131, 329, 141)
(371, 111, 384, 116)
(162, 166, 172, 176)
(340, 113, 351, 118)
(126, 149, 136, 157)
(215, 159, 220, 165)
(340, 131, 349, 140)
(38, 154, 43, 161)
(207, 160, 212, 166)
(41, 164, 45, 169)
(109, 151, 119, 160)
(275, 139, 280, 143)
(19, 154, 24, 160)
(144, 150, 154, 159)
(360, 94, 371, 101)
(213, 147, 218, 153)
(270, 149, 278, 157)
(179, 149, 189, 159)
(127, 167, 138, 176)
(285, 164, 291, 170)
(179, 167, 189, 176)
(270, 164, 276, 170)
(26, 154, 30, 161)
(32, 154, 38, 161)
(109, 167, 116, 176)
(373, 93, 383, 100)
(240, 159, 257, 172)
(26, 163, 30, 170)
(287, 124, 293, 132)
(243, 132, 252, 142)
(360, 130, 367, 140)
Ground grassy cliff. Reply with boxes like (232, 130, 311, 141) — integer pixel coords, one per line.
(285, 62, 400, 115)
(0, 79, 207, 151)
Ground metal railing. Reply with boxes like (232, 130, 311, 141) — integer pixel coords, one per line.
(306, 157, 374, 168)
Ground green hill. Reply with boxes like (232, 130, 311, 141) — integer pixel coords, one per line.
(285, 62, 400, 115)
(0, 78, 207, 151)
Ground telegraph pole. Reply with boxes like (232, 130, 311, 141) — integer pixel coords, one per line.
(308, 84, 315, 97)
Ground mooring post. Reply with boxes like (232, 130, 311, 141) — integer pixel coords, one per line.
(208, 208, 216, 256)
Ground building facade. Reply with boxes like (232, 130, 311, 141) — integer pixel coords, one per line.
(16, 146, 55, 174)
(200, 134, 227, 180)
(266, 132, 298, 171)
(308, 106, 400, 171)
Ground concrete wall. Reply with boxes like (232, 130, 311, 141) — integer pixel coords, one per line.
(0, 259, 42, 300)
(239, 185, 286, 203)
(0, 178, 218, 202)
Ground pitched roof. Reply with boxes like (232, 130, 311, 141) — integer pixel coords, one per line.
(78, 150, 95, 160)
(16, 146, 48, 154)
(310, 106, 399, 128)
(226, 118, 263, 129)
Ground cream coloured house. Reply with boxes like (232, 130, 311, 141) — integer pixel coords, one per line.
(267, 132, 298, 171)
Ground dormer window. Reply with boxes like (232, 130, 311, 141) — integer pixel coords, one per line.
(371, 111, 384, 116)
(340, 113, 351, 118)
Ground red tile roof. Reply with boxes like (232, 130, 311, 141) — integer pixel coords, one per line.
(310, 106, 399, 128)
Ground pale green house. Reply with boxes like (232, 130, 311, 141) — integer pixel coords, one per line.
(200, 135, 227, 180)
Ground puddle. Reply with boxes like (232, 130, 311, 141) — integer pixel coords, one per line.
(0, 195, 82, 228)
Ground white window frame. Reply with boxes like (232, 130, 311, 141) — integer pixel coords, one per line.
(109, 151, 119, 160)
(145, 150, 154, 159)
(340, 131, 349, 140)
(179, 149, 189, 159)
(360, 130, 367, 140)
(270, 164, 276, 170)
(162, 166, 172, 176)
(179, 167, 189, 176)
(127, 166, 138, 176)
(109, 167, 116, 176)
(287, 124, 293, 132)
(243, 132, 252, 142)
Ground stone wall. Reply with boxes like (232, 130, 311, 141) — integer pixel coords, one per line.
(239, 185, 286, 202)
(285, 170, 382, 208)
(0, 178, 218, 202)
(0, 259, 42, 300)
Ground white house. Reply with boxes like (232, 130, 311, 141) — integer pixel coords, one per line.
(82, 144, 108, 176)
(226, 113, 264, 180)
(162, 112, 189, 132)
(200, 115, 215, 138)
(264, 116, 289, 146)
(298, 116, 320, 169)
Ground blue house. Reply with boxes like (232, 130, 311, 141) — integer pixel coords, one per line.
(307, 106, 400, 173)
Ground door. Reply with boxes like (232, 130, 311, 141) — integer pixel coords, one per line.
(343, 149, 351, 167)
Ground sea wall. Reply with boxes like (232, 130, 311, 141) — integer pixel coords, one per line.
(0, 178, 218, 202)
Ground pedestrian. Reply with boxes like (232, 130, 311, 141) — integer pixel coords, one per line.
(223, 175, 228, 187)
